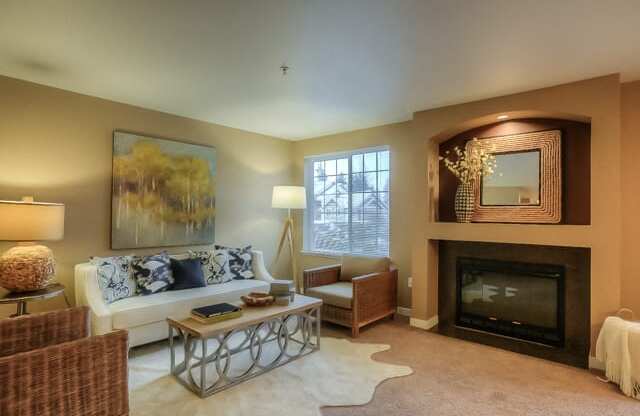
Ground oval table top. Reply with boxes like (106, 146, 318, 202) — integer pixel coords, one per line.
(0, 283, 66, 303)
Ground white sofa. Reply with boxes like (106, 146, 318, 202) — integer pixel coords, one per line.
(75, 250, 274, 347)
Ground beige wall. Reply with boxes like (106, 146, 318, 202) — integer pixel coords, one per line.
(621, 80, 640, 316)
(0, 75, 294, 317)
(291, 122, 418, 308)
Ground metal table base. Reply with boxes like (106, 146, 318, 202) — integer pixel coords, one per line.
(169, 305, 321, 397)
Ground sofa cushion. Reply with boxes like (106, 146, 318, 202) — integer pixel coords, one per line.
(109, 279, 270, 329)
(90, 255, 137, 304)
(132, 253, 174, 295)
(305, 282, 352, 309)
(189, 249, 233, 284)
(339, 255, 390, 282)
(170, 258, 206, 290)
(216, 245, 255, 280)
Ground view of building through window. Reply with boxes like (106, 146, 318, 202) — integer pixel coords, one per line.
(305, 147, 390, 256)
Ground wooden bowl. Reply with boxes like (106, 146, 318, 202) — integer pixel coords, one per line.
(241, 292, 275, 307)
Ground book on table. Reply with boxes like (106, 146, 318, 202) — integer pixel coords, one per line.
(190, 302, 242, 324)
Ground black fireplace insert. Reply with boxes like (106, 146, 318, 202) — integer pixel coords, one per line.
(456, 257, 565, 347)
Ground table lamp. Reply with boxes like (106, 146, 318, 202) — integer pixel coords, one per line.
(272, 186, 306, 292)
(0, 197, 65, 292)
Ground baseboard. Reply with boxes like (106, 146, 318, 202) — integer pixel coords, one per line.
(589, 356, 605, 371)
(396, 307, 411, 317)
(410, 315, 439, 330)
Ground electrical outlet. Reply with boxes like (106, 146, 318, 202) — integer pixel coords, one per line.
(408, 277, 413, 288)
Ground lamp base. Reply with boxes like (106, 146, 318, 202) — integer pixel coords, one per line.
(0, 244, 56, 292)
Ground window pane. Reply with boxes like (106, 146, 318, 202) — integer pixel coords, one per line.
(364, 152, 377, 172)
(362, 192, 377, 212)
(351, 173, 364, 192)
(364, 172, 377, 192)
(325, 175, 336, 194)
(325, 159, 337, 176)
(378, 171, 389, 192)
(337, 158, 349, 175)
(378, 150, 389, 171)
(352, 154, 363, 172)
(314, 161, 325, 177)
(336, 174, 349, 193)
(313, 177, 324, 197)
(337, 194, 348, 211)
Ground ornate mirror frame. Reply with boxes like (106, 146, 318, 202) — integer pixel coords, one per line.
(468, 129, 562, 223)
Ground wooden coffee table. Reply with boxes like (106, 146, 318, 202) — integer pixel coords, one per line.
(167, 294, 322, 397)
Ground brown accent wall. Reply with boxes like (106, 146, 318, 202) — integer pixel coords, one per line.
(438, 119, 591, 224)
(0, 75, 294, 317)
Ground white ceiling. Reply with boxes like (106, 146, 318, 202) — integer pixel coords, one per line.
(1, 0, 640, 140)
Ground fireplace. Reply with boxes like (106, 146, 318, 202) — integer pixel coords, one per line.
(438, 241, 590, 368)
(456, 257, 565, 347)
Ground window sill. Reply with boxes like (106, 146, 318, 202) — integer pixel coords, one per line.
(300, 250, 342, 259)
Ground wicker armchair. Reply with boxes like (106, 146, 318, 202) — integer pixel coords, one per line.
(303, 261, 398, 337)
(0, 307, 129, 416)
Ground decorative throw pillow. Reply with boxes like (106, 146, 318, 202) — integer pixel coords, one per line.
(131, 253, 174, 295)
(215, 245, 254, 280)
(189, 249, 233, 284)
(170, 258, 206, 290)
(339, 255, 390, 282)
(90, 255, 137, 304)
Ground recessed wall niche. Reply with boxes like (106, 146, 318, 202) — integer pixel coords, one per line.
(438, 118, 591, 224)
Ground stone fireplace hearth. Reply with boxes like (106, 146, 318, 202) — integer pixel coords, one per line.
(438, 241, 590, 368)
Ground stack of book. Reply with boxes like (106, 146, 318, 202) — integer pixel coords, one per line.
(270, 280, 295, 305)
(190, 303, 242, 324)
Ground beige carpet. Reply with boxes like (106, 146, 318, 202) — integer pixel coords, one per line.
(129, 336, 412, 416)
(322, 318, 640, 416)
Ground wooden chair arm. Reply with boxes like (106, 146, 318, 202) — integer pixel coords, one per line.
(303, 264, 341, 290)
(352, 268, 398, 324)
(0, 329, 129, 416)
(0, 307, 90, 358)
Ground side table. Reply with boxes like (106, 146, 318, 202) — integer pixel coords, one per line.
(0, 283, 69, 317)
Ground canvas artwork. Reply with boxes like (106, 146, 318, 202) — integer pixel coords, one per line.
(111, 131, 216, 249)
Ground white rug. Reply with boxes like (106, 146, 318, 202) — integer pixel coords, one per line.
(129, 337, 413, 416)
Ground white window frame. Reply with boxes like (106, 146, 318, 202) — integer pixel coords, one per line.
(303, 145, 390, 257)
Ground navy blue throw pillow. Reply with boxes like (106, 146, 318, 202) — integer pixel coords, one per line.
(170, 258, 206, 290)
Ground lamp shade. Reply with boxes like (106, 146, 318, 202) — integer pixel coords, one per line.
(272, 186, 306, 209)
(0, 199, 65, 241)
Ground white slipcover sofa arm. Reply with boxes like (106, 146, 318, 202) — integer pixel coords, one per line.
(74, 263, 113, 335)
(251, 250, 275, 283)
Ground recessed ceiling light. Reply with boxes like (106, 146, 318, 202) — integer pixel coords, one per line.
(497, 115, 509, 120)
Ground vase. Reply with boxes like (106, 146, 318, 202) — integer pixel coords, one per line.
(454, 183, 475, 223)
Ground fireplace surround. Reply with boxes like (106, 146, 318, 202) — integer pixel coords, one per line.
(438, 241, 590, 367)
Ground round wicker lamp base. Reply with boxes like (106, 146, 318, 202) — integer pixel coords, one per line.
(0, 245, 56, 292)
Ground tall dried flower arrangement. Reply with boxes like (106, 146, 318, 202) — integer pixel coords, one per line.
(439, 138, 497, 185)
(439, 138, 497, 222)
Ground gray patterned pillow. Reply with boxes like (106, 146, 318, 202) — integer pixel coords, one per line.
(90, 255, 137, 304)
(215, 245, 254, 280)
(131, 253, 174, 295)
(189, 249, 233, 284)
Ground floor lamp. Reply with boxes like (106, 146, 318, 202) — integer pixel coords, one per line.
(272, 186, 306, 292)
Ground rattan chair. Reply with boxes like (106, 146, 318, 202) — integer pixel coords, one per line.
(0, 307, 129, 416)
(303, 262, 398, 337)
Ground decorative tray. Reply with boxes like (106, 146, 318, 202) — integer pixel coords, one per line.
(241, 292, 275, 307)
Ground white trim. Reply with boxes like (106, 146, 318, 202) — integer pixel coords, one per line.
(396, 307, 411, 317)
(589, 356, 605, 370)
(410, 315, 439, 330)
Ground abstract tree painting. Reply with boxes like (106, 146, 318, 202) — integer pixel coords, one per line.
(111, 131, 216, 249)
